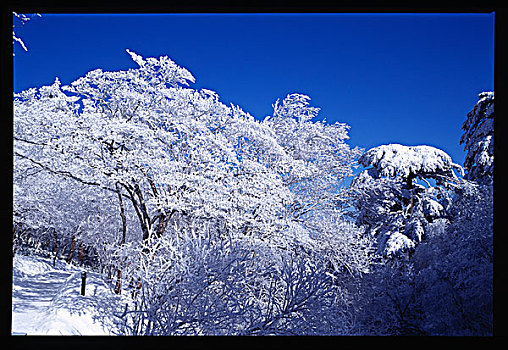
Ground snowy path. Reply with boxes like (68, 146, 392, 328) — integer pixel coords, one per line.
(11, 254, 127, 335)
(12, 269, 74, 334)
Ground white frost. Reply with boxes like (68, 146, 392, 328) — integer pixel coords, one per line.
(384, 232, 415, 257)
(359, 144, 463, 180)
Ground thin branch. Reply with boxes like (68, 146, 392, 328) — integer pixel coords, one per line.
(14, 151, 130, 200)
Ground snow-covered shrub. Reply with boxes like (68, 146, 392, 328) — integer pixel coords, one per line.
(116, 223, 362, 335)
(411, 181, 493, 335)
(350, 258, 427, 335)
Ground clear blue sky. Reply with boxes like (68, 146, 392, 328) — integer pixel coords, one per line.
(13, 13, 494, 166)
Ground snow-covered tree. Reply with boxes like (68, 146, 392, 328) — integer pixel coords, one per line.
(460, 91, 494, 185)
(112, 91, 369, 334)
(14, 50, 290, 250)
(358, 144, 463, 189)
(352, 144, 462, 257)
(14, 51, 294, 300)
(264, 93, 362, 218)
(262, 93, 365, 268)
(352, 93, 494, 335)
(14, 50, 370, 334)
(405, 93, 495, 335)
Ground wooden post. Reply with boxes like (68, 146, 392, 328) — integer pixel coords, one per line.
(81, 271, 87, 296)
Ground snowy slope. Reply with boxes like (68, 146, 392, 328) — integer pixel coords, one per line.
(12, 254, 128, 335)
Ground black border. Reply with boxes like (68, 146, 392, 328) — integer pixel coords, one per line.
(4, 0, 500, 14)
(3, 0, 506, 347)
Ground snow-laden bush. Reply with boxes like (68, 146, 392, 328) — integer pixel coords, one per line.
(411, 181, 493, 335)
(115, 222, 364, 335)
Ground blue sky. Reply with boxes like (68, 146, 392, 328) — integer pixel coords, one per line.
(13, 13, 494, 166)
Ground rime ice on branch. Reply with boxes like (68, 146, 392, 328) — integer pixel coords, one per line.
(358, 144, 463, 185)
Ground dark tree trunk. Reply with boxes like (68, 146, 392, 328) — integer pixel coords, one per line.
(78, 241, 85, 265)
(405, 174, 414, 191)
(120, 181, 151, 243)
(133, 182, 151, 241)
(66, 234, 76, 263)
(52, 229, 58, 266)
(129, 278, 142, 299)
(117, 186, 127, 246)
(115, 182, 127, 294)
(153, 209, 175, 239)
(114, 269, 122, 294)
(404, 174, 415, 217)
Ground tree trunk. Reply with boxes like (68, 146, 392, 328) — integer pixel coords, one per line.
(129, 278, 142, 299)
(120, 182, 151, 243)
(12, 224, 18, 257)
(115, 182, 128, 294)
(78, 241, 85, 265)
(114, 269, 122, 294)
(52, 230, 58, 267)
(153, 209, 175, 239)
(404, 174, 415, 217)
(117, 183, 127, 246)
(405, 173, 414, 191)
(66, 234, 76, 263)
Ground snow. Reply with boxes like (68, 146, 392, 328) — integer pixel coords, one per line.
(478, 91, 494, 104)
(12, 254, 127, 335)
(384, 232, 415, 257)
(359, 144, 463, 180)
(460, 91, 494, 184)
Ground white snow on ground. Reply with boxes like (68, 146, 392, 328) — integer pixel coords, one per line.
(12, 254, 129, 335)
